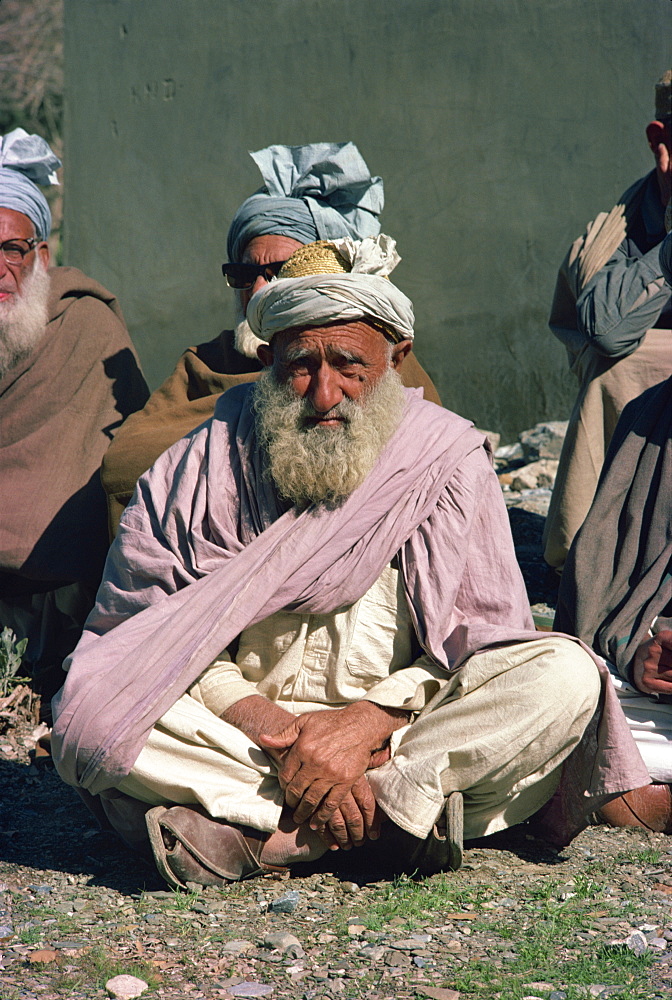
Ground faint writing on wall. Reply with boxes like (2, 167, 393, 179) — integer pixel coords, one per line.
(130, 79, 177, 104)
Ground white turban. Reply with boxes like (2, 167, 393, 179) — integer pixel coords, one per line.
(246, 235, 415, 343)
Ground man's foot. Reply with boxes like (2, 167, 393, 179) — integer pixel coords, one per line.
(376, 791, 464, 876)
(145, 804, 329, 890)
(259, 808, 330, 867)
(594, 784, 672, 834)
(146, 805, 286, 890)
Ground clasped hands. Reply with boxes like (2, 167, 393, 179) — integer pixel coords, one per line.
(259, 701, 407, 852)
(633, 629, 672, 696)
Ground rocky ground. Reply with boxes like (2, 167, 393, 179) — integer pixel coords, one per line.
(1, 423, 669, 1000)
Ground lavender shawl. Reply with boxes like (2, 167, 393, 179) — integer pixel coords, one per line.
(52, 386, 648, 811)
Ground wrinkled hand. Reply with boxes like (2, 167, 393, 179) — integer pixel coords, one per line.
(259, 703, 394, 847)
(633, 630, 672, 695)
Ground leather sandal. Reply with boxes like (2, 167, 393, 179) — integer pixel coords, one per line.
(145, 804, 288, 890)
(382, 791, 464, 876)
(592, 784, 672, 834)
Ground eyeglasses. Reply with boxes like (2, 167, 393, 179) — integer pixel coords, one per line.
(1, 238, 39, 265)
(221, 260, 288, 290)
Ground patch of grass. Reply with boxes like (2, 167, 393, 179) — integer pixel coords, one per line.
(618, 845, 663, 865)
(482, 878, 656, 1000)
(335, 872, 491, 933)
(18, 925, 42, 945)
(52, 944, 160, 992)
(168, 887, 202, 911)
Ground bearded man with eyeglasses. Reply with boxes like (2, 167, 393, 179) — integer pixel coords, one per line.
(101, 142, 441, 534)
(0, 129, 149, 717)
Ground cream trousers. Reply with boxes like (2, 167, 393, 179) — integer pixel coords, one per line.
(118, 636, 600, 841)
(606, 661, 672, 784)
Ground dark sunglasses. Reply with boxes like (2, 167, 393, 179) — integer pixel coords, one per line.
(221, 260, 288, 290)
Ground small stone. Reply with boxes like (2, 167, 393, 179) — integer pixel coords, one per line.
(650, 937, 668, 950)
(341, 881, 359, 894)
(624, 930, 648, 955)
(268, 891, 300, 914)
(28, 949, 60, 964)
(384, 950, 411, 967)
(105, 974, 148, 999)
(417, 988, 460, 1000)
(511, 459, 559, 491)
(227, 984, 274, 997)
(519, 420, 567, 461)
(549, 993, 568, 1000)
(262, 931, 304, 958)
(221, 939, 254, 955)
(347, 923, 366, 936)
(358, 945, 387, 961)
(495, 441, 524, 462)
(587, 988, 609, 998)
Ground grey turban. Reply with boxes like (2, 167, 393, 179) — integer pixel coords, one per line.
(227, 142, 383, 262)
(0, 129, 61, 241)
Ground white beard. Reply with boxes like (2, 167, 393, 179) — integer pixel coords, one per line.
(233, 295, 265, 359)
(0, 260, 50, 377)
(253, 366, 406, 507)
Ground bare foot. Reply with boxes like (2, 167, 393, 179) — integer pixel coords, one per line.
(259, 807, 330, 867)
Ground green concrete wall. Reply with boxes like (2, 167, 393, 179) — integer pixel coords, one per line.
(63, 0, 670, 439)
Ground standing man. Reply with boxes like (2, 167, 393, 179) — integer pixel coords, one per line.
(544, 71, 671, 569)
(101, 142, 440, 534)
(0, 129, 148, 713)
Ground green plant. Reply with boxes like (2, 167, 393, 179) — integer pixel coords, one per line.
(53, 944, 160, 992)
(0, 627, 29, 697)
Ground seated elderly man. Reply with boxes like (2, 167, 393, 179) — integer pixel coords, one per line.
(555, 231, 672, 834)
(101, 142, 440, 535)
(52, 237, 646, 888)
(0, 129, 148, 711)
(543, 71, 671, 569)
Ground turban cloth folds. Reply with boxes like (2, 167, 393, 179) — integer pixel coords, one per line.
(227, 142, 383, 261)
(0, 129, 61, 240)
(246, 237, 414, 344)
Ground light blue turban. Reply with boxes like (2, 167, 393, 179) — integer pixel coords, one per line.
(0, 129, 61, 240)
(227, 142, 383, 261)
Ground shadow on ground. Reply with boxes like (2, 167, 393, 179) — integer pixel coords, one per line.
(0, 756, 163, 895)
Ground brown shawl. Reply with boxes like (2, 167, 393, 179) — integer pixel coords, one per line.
(100, 330, 442, 535)
(0, 266, 149, 594)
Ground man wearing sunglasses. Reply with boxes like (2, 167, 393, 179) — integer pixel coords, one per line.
(0, 129, 148, 718)
(544, 72, 672, 571)
(101, 142, 441, 534)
